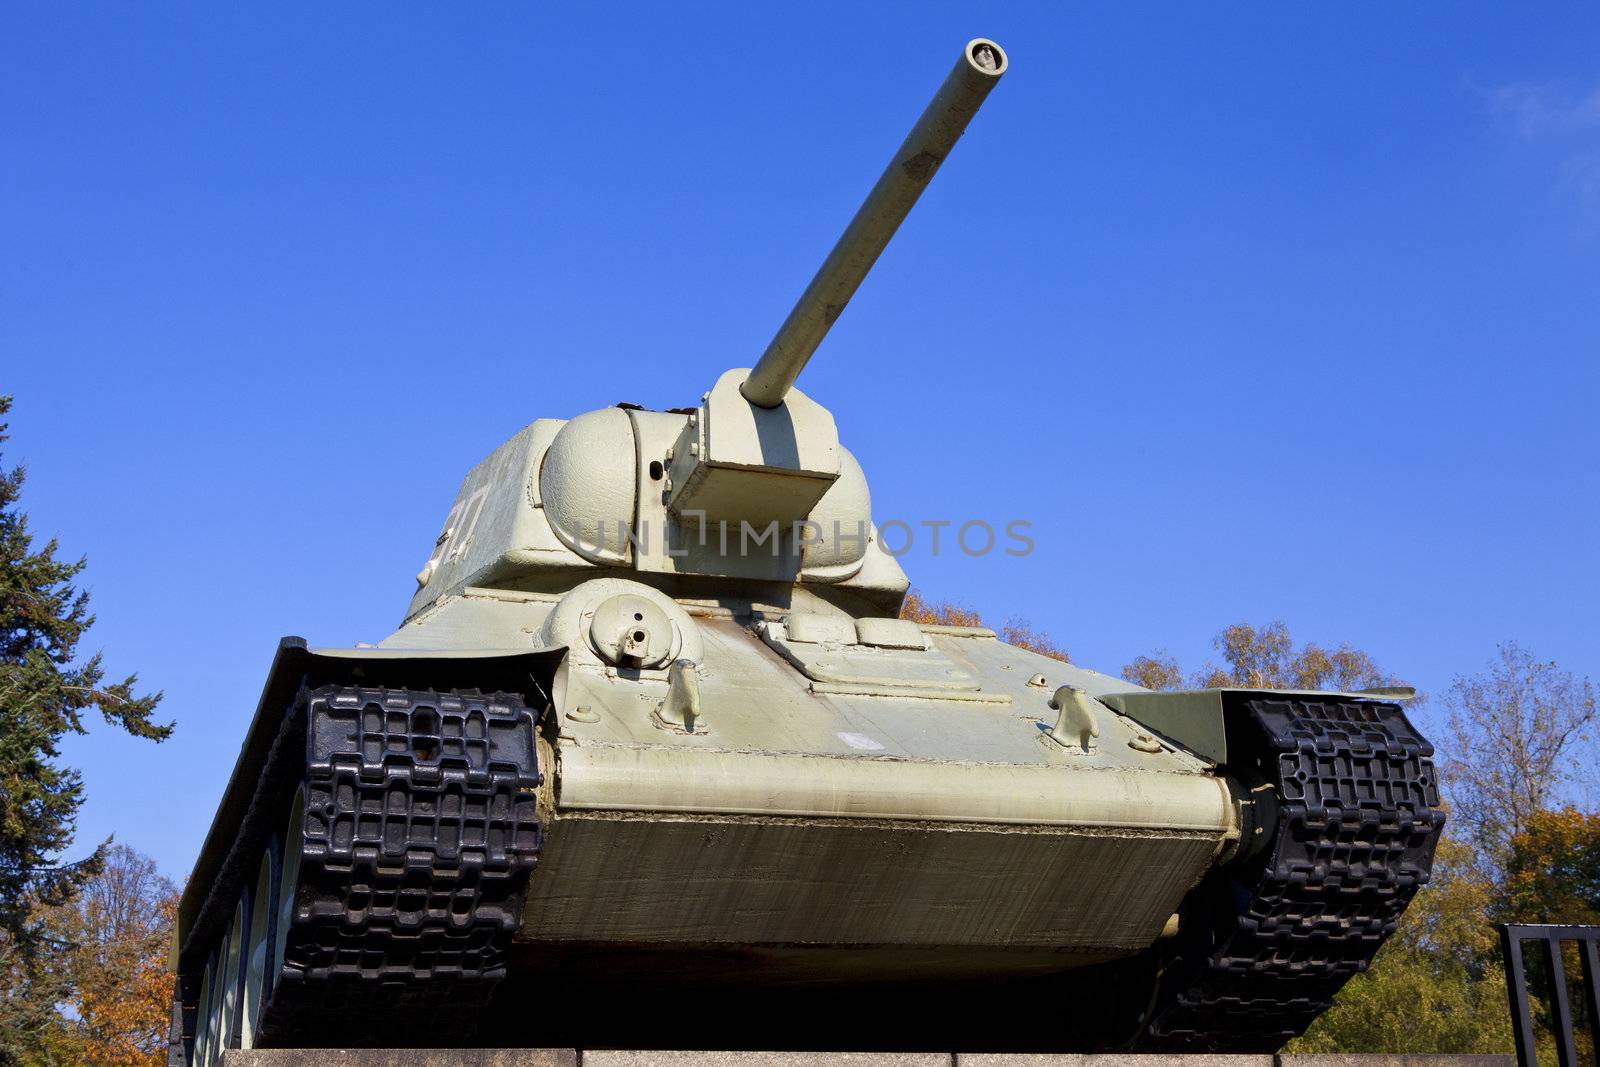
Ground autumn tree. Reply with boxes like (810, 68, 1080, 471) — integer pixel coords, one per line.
(0, 395, 172, 1063)
(61, 846, 178, 1066)
(1426, 644, 1597, 1057)
(0, 846, 177, 1066)
(899, 589, 1070, 662)
(899, 590, 983, 629)
(1493, 808, 1600, 1063)
(1122, 620, 1403, 693)
(1499, 807, 1600, 926)
(1122, 652, 1184, 691)
(1439, 643, 1597, 865)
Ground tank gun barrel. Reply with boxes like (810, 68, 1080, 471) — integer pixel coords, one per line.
(740, 38, 1008, 408)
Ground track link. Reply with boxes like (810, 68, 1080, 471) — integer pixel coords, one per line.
(1137, 695, 1446, 1051)
(257, 685, 542, 1046)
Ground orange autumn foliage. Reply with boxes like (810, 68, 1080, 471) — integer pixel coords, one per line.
(1501, 806, 1600, 926)
(899, 589, 1070, 663)
(1123, 621, 1400, 693)
(64, 846, 178, 1066)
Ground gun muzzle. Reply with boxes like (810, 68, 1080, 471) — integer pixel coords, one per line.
(741, 39, 1008, 408)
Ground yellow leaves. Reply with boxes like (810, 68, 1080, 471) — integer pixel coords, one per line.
(995, 620, 1070, 664)
(898, 590, 1070, 662)
(22, 846, 180, 1066)
(1123, 653, 1184, 691)
(1121, 620, 1405, 693)
(1204, 621, 1397, 691)
(73, 897, 174, 1066)
(1397, 833, 1501, 963)
(1287, 948, 1514, 1054)
(1502, 806, 1600, 926)
(898, 590, 982, 628)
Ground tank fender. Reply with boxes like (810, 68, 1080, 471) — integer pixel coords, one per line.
(1099, 686, 1420, 768)
(1097, 690, 1231, 766)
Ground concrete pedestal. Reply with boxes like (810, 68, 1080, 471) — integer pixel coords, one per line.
(221, 1052, 1515, 1067)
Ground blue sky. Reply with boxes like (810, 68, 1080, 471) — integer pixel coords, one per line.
(4, 5, 1598, 880)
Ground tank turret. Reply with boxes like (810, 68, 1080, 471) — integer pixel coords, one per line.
(408, 39, 1007, 621)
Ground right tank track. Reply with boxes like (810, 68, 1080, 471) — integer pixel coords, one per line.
(261, 684, 542, 1046)
(169, 680, 544, 1059)
(1132, 694, 1446, 1052)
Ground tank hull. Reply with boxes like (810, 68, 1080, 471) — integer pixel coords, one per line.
(170, 587, 1443, 1061)
(409, 585, 1238, 970)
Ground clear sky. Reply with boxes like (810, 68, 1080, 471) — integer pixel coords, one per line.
(4, 5, 1598, 880)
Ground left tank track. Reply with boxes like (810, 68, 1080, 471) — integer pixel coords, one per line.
(174, 683, 542, 1059)
(1130, 694, 1447, 1051)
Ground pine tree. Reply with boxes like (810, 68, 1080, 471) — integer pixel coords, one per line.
(0, 394, 171, 1062)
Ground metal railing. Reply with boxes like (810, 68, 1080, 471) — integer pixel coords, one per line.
(1502, 923, 1600, 1067)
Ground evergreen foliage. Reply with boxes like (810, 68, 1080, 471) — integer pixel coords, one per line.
(0, 396, 171, 1064)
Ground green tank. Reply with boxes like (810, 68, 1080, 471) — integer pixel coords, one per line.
(170, 38, 1445, 1062)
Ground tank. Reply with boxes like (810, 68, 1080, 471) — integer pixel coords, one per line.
(170, 38, 1445, 1062)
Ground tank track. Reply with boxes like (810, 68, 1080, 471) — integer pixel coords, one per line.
(1135, 694, 1445, 1052)
(255, 684, 543, 1046)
